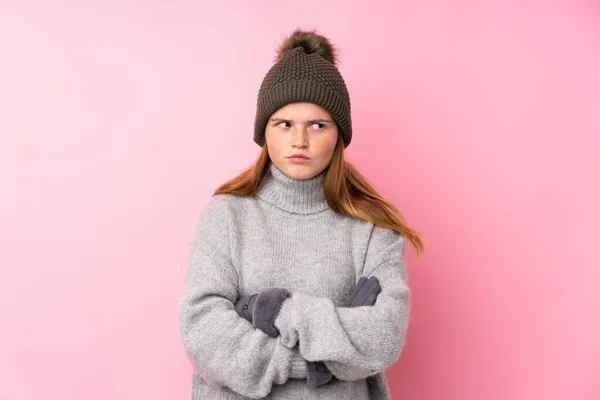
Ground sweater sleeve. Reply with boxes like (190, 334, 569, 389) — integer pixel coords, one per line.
(178, 195, 308, 399)
(272, 225, 410, 381)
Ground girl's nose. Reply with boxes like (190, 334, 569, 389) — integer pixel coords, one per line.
(291, 128, 309, 147)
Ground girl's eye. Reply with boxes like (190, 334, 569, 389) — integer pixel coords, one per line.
(276, 122, 325, 129)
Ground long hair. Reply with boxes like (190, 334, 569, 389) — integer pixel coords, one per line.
(213, 133, 425, 258)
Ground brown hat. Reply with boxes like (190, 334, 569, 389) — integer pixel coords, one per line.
(254, 29, 352, 148)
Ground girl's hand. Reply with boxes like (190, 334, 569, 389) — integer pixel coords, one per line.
(235, 293, 258, 322)
(235, 288, 291, 338)
(347, 276, 381, 307)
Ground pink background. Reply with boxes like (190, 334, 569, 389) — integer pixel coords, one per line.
(1, 1, 599, 399)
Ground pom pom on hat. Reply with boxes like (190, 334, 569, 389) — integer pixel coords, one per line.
(275, 27, 340, 67)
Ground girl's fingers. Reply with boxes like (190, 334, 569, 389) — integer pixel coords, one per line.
(366, 292, 378, 306)
(361, 277, 381, 306)
(347, 276, 367, 306)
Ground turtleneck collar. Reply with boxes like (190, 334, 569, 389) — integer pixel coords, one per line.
(255, 163, 330, 215)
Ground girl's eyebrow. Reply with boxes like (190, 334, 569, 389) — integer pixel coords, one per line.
(269, 118, 333, 124)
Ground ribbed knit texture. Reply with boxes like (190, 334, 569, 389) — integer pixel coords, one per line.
(179, 162, 410, 399)
(254, 46, 352, 148)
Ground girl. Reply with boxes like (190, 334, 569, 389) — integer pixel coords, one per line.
(179, 28, 424, 399)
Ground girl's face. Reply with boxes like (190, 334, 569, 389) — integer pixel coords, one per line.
(265, 102, 339, 180)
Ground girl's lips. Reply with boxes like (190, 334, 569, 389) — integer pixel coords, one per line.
(288, 156, 310, 163)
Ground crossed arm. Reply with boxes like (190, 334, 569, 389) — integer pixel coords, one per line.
(238, 225, 410, 382)
(178, 197, 410, 398)
(235, 275, 383, 386)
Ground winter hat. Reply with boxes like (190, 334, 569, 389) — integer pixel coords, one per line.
(253, 28, 352, 148)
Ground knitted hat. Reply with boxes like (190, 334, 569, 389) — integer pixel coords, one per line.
(254, 29, 352, 148)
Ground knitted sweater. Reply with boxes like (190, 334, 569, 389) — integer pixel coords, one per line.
(178, 162, 410, 399)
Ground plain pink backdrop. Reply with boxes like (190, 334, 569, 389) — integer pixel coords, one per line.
(1, 1, 598, 399)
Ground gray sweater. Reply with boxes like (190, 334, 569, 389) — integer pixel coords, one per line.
(178, 162, 410, 399)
